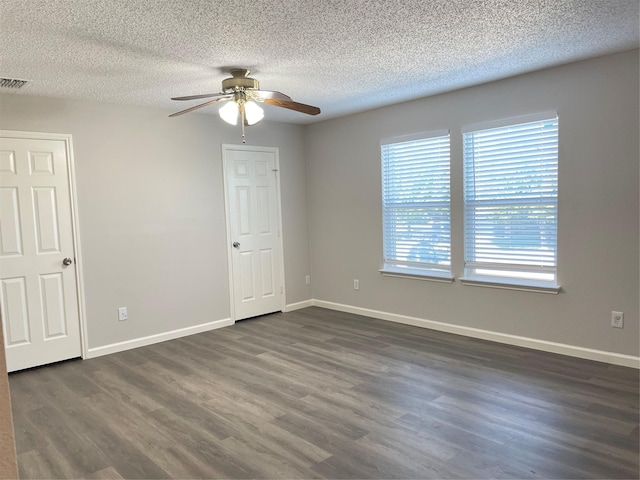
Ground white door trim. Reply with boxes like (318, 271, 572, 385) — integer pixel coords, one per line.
(221, 144, 286, 322)
(0, 130, 88, 359)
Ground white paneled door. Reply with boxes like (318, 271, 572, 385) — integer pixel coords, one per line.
(223, 145, 283, 321)
(0, 134, 82, 372)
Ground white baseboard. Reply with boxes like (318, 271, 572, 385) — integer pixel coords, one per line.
(284, 299, 315, 312)
(312, 300, 640, 369)
(83, 300, 639, 369)
(86, 317, 234, 359)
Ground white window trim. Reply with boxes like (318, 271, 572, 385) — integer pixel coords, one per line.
(459, 276, 561, 294)
(380, 129, 450, 146)
(461, 111, 558, 134)
(462, 112, 559, 290)
(379, 265, 454, 283)
(381, 129, 452, 278)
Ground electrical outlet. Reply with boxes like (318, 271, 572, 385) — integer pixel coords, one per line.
(611, 311, 624, 328)
(353, 279, 360, 290)
(305, 275, 311, 285)
(118, 307, 128, 322)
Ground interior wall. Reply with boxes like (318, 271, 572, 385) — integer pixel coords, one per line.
(0, 95, 311, 350)
(0, 328, 17, 478)
(305, 49, 640, 357)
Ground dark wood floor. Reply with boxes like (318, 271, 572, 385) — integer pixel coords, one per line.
(9, 307, 640, 479)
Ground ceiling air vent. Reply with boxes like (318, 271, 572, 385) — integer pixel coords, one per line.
(0, 78, 28, 89)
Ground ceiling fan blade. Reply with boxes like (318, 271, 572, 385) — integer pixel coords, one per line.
(171, 92, 227, 101)
(251, 90, 292, 101)
(169, 96, 232, 117)
(263, 98, 321, 115)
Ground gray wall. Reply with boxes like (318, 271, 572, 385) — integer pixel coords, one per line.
(0, 95, 311, 349)
(305, 50, 639, 357)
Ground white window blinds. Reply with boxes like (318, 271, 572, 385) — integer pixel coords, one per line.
(462, 113, 558, 284)
(381, 132, 451, 275)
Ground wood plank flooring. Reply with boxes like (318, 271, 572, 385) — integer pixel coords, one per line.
(9, 307, 640, 479)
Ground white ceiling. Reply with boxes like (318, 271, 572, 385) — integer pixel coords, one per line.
(0, 0, 638, 124)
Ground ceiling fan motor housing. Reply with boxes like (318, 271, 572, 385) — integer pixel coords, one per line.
(222, 69, 259, 92)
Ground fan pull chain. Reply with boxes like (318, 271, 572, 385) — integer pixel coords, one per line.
(241, 106, 247, 143)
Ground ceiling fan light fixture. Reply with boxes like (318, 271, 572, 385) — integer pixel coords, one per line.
(170, 67, 320, 143)
(244, 101, 264, 125)
(219, 100, 238, 125)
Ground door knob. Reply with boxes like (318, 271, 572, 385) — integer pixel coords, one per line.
(233, 242, 240, 249)
(62, 257, 73, 266)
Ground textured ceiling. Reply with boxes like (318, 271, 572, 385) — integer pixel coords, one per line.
(0, 0, 638, 124)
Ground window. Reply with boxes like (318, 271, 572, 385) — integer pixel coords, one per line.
(381, 131, 451, 279)
(462, 113, 559, 289)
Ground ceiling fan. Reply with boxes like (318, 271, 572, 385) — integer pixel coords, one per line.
(170, 68, 321, 142)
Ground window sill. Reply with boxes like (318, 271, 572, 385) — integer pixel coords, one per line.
(380, 267, 454, 283)
(459, 276, 561, 294)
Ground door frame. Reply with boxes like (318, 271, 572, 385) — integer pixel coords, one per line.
(221, 144, 286, 322)
(0, 130, 88, 359)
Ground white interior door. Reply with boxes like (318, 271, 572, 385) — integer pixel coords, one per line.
(0, 134, 82, 372)
(223, 145, 284, 321)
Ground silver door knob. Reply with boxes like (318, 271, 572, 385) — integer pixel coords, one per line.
(232, 242, 240, 249)
(62, 257, 73, 266)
